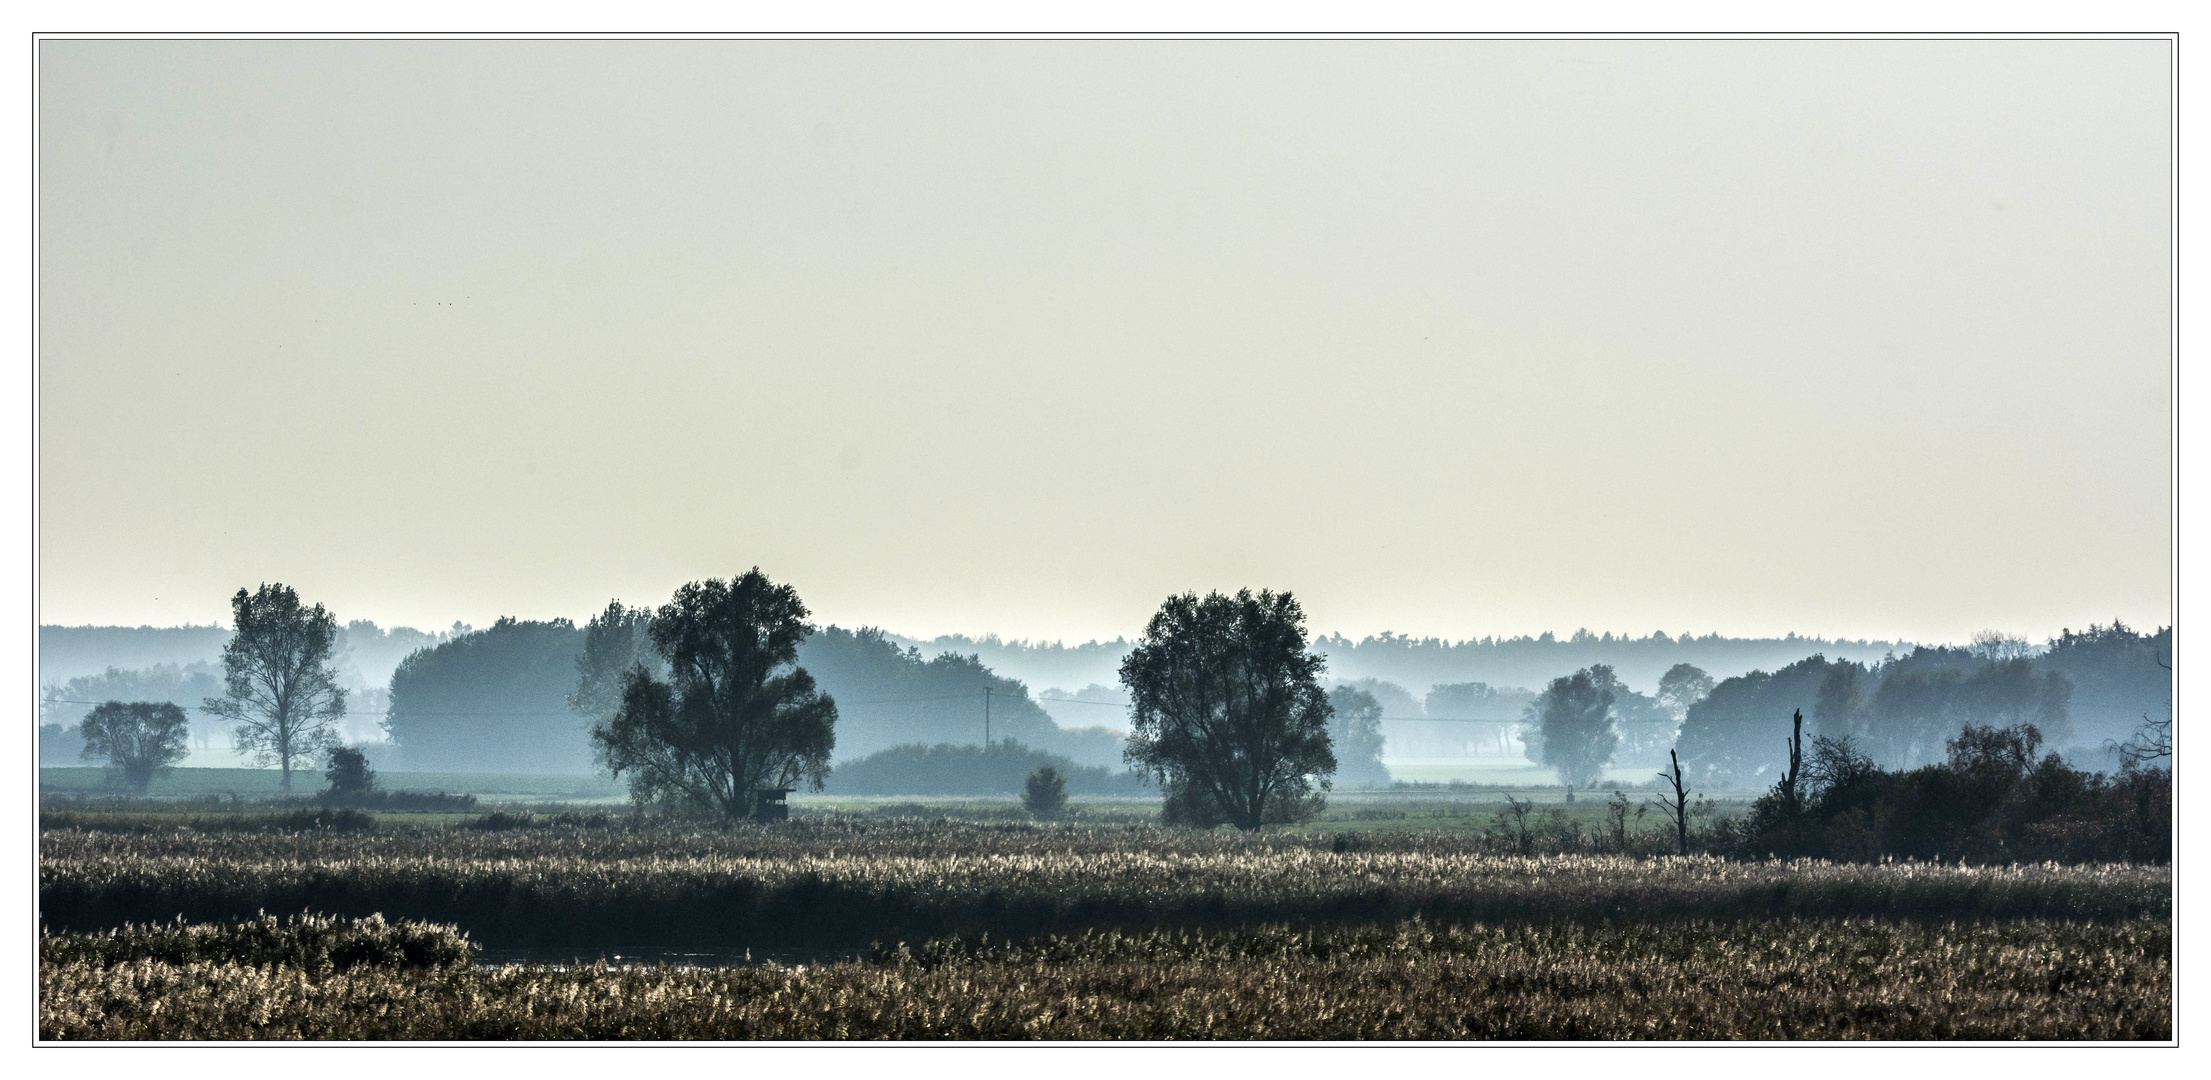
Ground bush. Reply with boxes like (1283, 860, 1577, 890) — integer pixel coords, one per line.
(1730, 723, 2171, 864)
(323, 747, 375, 797)
(1021, 767, 1068, 817)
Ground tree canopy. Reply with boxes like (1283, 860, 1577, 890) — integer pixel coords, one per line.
(591, 569, 838, 820)
(79, 701, 192, 792)
(385, 618, 591, 773)
(1120, 589, 1335, 830)
(1532, 666, 1619, 788)
(1324, 684, 1390, 786)
(200, 584, 347, 791)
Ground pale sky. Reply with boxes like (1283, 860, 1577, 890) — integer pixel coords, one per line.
(37, 39, 2173, 645)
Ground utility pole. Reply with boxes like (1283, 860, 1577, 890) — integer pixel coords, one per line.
(983, 686, 992, 748)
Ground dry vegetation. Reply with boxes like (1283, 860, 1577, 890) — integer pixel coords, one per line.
(42, 913, 2169, 1040)
(43, 820, 2168, 948)
(40, 818, 2171, 1040)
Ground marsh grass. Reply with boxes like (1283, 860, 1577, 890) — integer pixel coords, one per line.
(41, 916, 2169, 1040)
(43, 820, 2168, 949)
(42, 911, 476, 974)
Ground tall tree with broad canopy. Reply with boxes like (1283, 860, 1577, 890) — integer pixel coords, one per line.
(1655, 663, 1716, 722)
(568, 600, 662, 726)
(1536, 665, 1619, 789)
(1324, 684, 1391, 786)
(80, 701, 192, 792)
(590, 569, 838, 821)
(200, 584, 347, 791)
(1120, 589, 1336, 830)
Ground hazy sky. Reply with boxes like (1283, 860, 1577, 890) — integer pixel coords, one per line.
(38, 39, 2172, 645)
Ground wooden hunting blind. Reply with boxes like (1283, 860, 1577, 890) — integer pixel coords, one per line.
(752, 787, 794, 823)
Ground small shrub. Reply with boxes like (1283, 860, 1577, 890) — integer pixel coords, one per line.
(1022, 766, 1068, 818)
(323, 746, 376, 797)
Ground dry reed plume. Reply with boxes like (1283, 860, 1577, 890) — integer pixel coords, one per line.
(42, 915, 2169, 1040)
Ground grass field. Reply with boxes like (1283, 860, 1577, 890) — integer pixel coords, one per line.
(39, 767, 626, 801)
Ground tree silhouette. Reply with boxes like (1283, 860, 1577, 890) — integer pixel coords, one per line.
(1536, 666, 1619, 789)
(590, 569, 838, 821)
(1120, 589, 1335, 830)
(201, 584, 346, 792)
(80, 701, 191, 793)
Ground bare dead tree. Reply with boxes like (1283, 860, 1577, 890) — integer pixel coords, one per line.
(1655, 749, 1692, 856)
(1776, 709, 1805, 815)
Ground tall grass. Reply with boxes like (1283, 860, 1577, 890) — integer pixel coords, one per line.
(43, 820, 2168, 948)
(41, 911, 476, 973)
(42, 916, 2169, 1040)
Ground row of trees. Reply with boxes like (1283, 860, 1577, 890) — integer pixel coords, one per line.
(1520, 627, 2167, 792)
(1717, 713, 2171, 864)
(53, 584, 351, 792)
(571, 575, 1374, 826)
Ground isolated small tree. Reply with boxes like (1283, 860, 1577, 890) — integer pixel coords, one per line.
(79, 701, 192, 793)
(1022, 765, 1069, 817)
(592, 569, 838, 822)
(201, 583, 347, 792)
(324, 746, 376, 798)
(1536, 666, 1618, 789)
(1120, 589, 1336, 831)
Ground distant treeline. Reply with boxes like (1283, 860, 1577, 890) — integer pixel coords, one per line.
(1676, 623, 2169, 785)
(376, 621, 1125, 774)
(41, 621, 2168, 789)
(1310, 630, 1920, 697)
(895, 629, 1924, 705)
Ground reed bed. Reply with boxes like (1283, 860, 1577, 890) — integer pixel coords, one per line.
(42, 916, 2169, 1040)
(40, 911, 476, 974)
(43, 821, 2168, 947)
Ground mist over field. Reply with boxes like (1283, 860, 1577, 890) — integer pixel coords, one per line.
(32, 35, 2179, 1044)
(39, 613, 2169, 789)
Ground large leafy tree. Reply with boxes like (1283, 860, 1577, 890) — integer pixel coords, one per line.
(1655, 663, 1715, 722)
(201, 584, 347, 791)
(568, 600, 661, 726)
(1120, 589, 1336, 830)
(591, 569, 838, 820)
(1324, 684, 1391, 786)
(79, 701, 192, 792)
(1535, 665, 1618, 789)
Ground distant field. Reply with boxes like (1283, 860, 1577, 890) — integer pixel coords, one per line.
(39, 767, 625, 801)
(1381, 756, 1685, 787)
